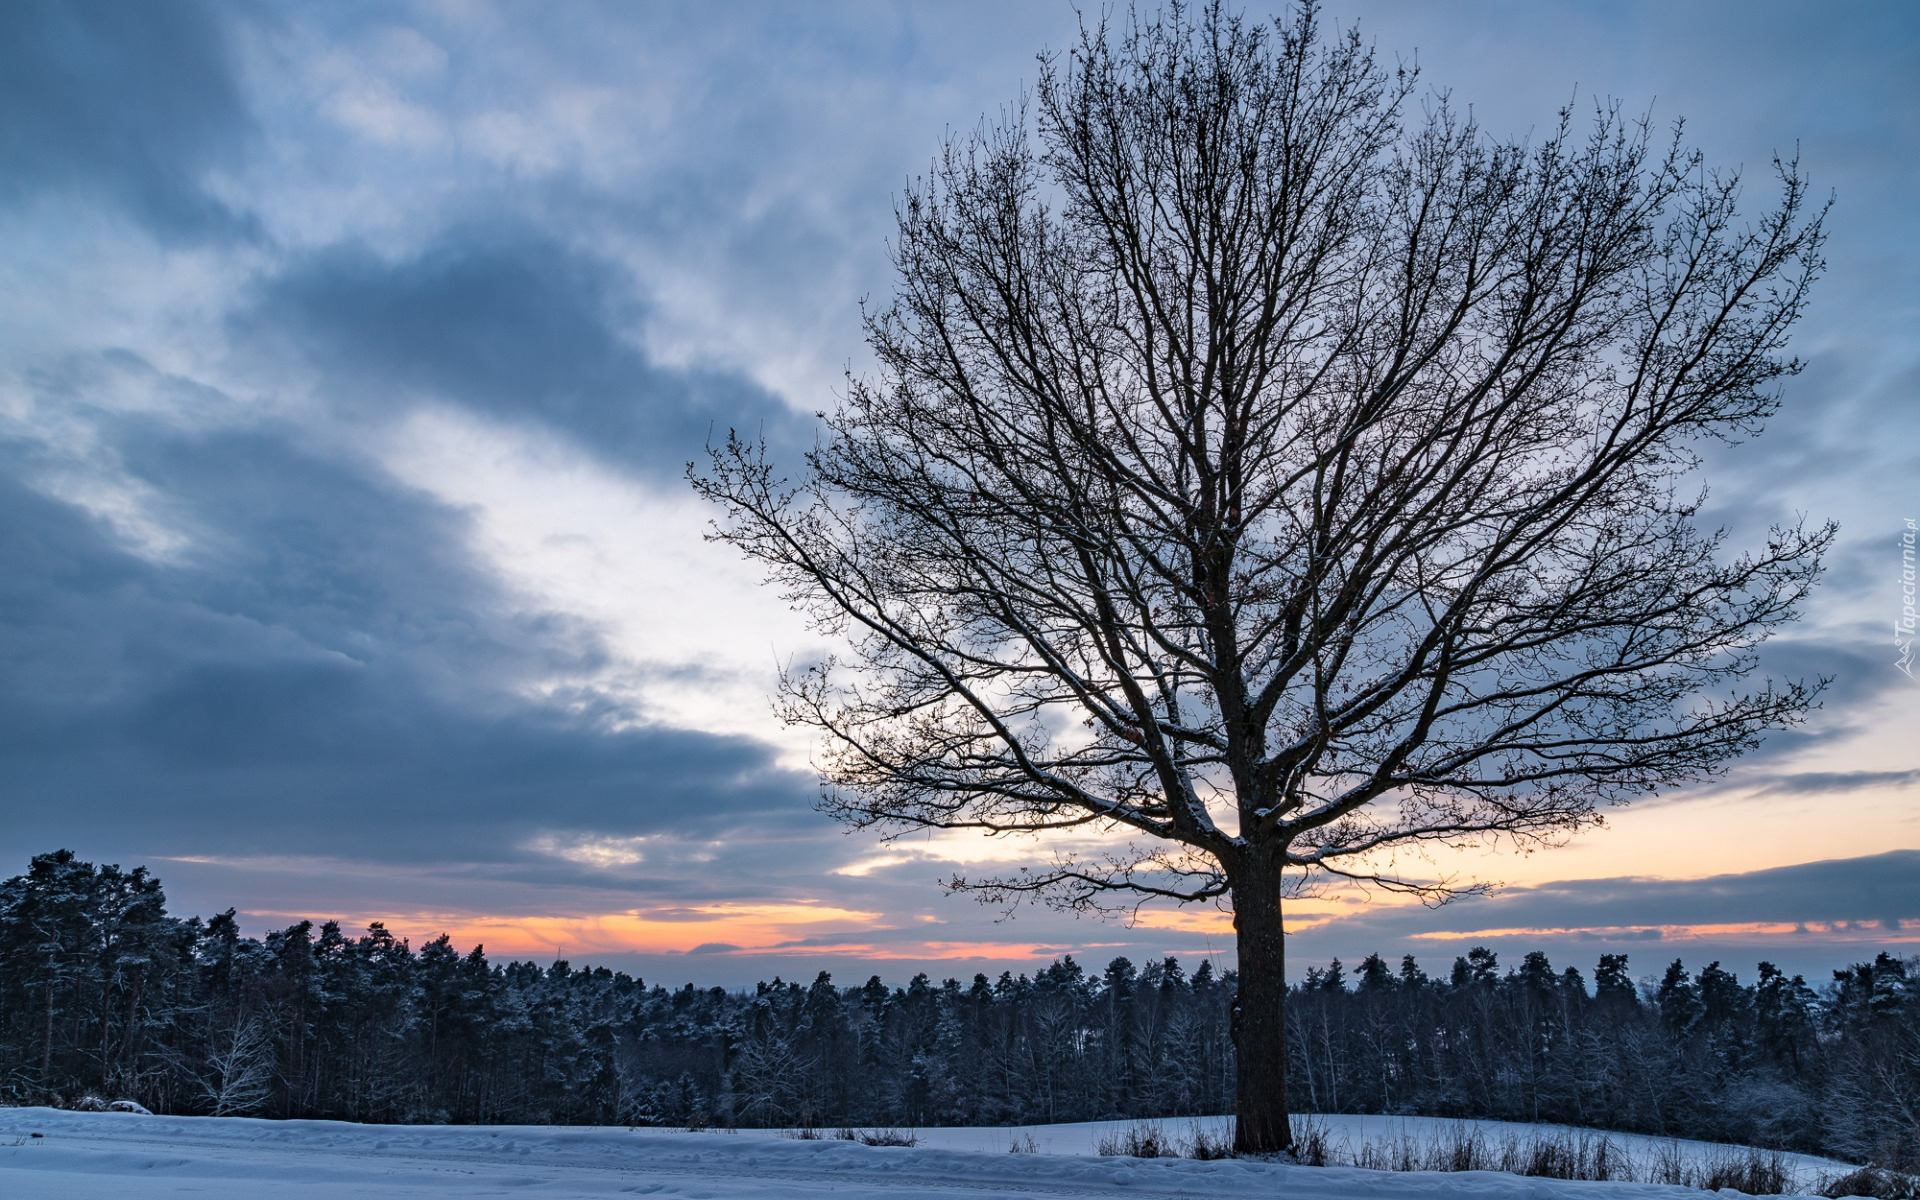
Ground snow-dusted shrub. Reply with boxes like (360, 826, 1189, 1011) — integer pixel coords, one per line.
(1096, 1122, 1183, 1158)
(1822, 1166, 1920, 1200)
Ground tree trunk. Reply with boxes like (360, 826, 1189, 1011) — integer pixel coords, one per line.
(1231, 858, 1294, 1156)
(42, 977, 55, 1095)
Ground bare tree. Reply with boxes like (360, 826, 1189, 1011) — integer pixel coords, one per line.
(695, 1, 1828, 1155)
(202, 1014, 274, 1117)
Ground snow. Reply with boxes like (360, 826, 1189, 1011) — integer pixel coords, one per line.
(0, 1108, 1853, 1199)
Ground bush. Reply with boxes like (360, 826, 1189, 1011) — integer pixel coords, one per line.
(1822, 1166, 1920, 1200)
(1095, 1122, 1179, 1158)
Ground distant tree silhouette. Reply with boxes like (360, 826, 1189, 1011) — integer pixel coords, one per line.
(2, 850, 1915, 1166)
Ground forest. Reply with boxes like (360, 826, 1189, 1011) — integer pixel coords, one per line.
(2, 851, 1914, 1169)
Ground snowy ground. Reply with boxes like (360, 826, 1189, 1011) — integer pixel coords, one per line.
(0, 1108, 1856, 1199)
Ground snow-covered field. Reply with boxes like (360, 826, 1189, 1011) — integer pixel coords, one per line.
(0, 1108, 1856, 1199)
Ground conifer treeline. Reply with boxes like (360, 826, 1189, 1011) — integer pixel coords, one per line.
(2, 851, 1915, 1166)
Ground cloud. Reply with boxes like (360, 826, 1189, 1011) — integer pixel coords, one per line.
(1292, 851, 1920, 966)
(1748, 769, 1920, 796)
(241, 230, 812, 478)
(0, 423, 823, 881)
(0, 0, 255, 237)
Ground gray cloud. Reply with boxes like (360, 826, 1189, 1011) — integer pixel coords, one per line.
(0, 416, 820, 881)
(1748, 769, 1920, 796)
(242, 230, 813, 478)
(1391, 852, 1920, 932)
(0, 0, 255, 237)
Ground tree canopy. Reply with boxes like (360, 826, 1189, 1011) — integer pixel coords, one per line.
(696, 1, 1829, 1154)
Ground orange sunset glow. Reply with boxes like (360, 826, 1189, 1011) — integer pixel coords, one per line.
(238, 900, 887, 960)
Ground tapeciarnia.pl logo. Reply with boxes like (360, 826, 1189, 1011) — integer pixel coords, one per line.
(1899, 518, 1917, 680)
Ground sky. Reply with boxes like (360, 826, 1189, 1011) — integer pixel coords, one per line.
(1, 0, 1915, 991)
